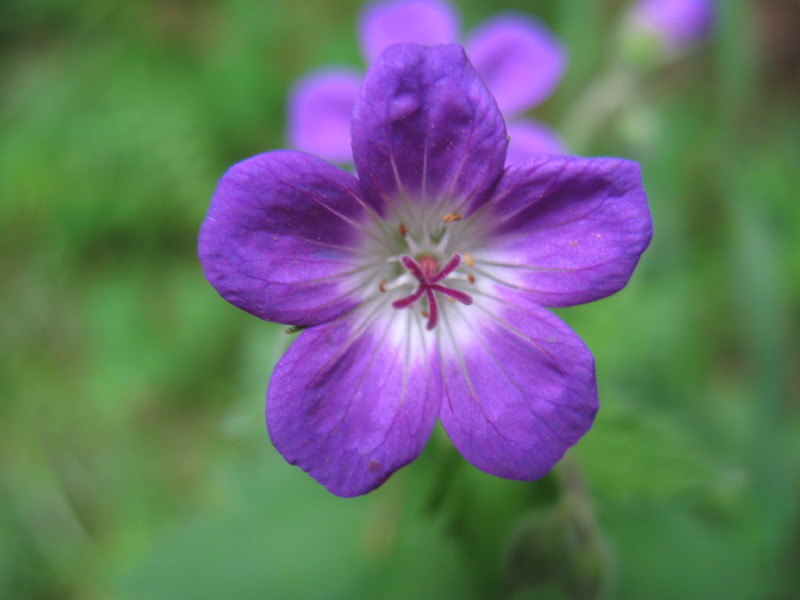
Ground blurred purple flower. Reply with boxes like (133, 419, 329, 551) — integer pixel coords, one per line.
(202, 44, 652, 496)
(630, 0, 715, 52)
(287, 0, 567, 165)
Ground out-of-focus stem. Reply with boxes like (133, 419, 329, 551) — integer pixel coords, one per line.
(560, 60, 640, 154)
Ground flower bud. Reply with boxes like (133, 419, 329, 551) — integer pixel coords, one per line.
(621, 0, 715, 65)
(501, 505, 609, 600)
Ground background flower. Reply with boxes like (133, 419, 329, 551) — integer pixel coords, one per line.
(628, 0, 716, 54)
(288, 0, 567, 164)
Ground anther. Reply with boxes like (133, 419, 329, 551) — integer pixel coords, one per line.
(467, 273, 476, 284)
(462, 253, 475, 268)
(379, 280, 387, 293)
(443, 212, 462, 223)
(398, 223, 408, 237)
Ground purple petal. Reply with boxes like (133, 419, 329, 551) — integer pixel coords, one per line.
(287, 69, 362, 164)
(267, 309, 441, 496)
(505, 118, 568, 164)
(352, 44, 507, 217)
(465, 14, 566, 116)
(438, 296, 597, 480)
(474, 156, 652, 307)
(199, 151, 374, 326)
(630, 0, 715, 51)
(358, 0, 459, 63)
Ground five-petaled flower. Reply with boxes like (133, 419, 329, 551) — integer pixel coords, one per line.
(288, 0, 567, 165)
(200, 44, 652, 497)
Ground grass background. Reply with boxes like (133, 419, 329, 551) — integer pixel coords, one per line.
(2, 0, 798, 598)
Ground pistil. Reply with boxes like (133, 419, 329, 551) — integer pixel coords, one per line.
(391, 253, 473, 330)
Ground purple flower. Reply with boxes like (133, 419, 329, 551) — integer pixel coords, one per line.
(287, 0, 567, 166)
(201, 44, 652, 497)
(629, 0, 715, 52)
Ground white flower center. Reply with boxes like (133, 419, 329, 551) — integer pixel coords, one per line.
(362, 210, 481, 332)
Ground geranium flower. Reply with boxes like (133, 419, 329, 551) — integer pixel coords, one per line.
(628, 0, 715, 53)
(200, 44, 652, 497)
(288, 0, 567, 166)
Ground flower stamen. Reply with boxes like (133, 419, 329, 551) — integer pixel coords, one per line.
(378, 271, 412, 293)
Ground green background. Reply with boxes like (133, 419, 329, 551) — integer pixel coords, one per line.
(2, 0, 798, 598)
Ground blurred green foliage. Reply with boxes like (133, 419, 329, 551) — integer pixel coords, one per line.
(1, 0, 799, 598)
